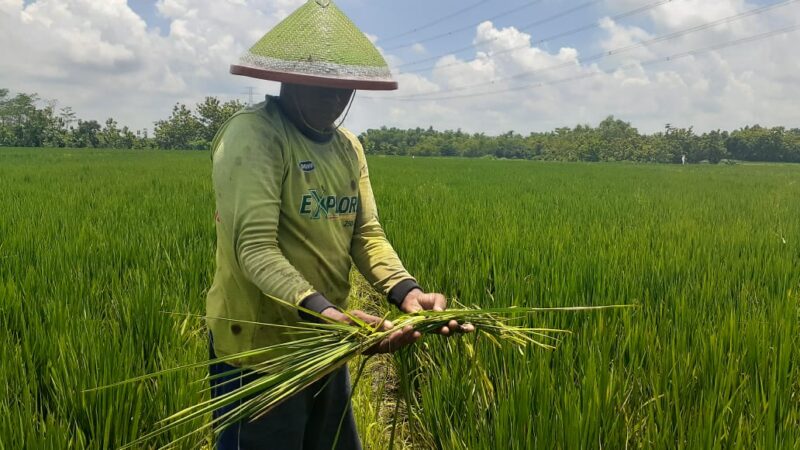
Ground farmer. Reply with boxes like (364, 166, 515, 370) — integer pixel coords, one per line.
(206, 1, 471, 449)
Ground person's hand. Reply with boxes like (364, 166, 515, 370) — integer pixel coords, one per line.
(399, 290, 476, 335)
(320, 308, 421, 354)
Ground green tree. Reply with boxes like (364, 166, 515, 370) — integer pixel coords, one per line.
(595, 116, 641, 161)
(697, 130, 728, 163)
(0, 92, 38, 145)
(133, 129, 153, 150)
(153, 103, 203, 150)
(0, 89, 11, 145)
(659, 125, 698, 163)
(73, 120, 101, 148)
(99, 118, 122, 149)
(119, 126, 136, 149)
(196, 97, 245, 144)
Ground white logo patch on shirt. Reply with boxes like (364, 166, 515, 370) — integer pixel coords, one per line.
(299, 160, 315, 172)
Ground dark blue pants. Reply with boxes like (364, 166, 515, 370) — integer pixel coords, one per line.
(209, 336, 362, 450)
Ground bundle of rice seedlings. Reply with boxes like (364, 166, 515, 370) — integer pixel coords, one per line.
(89, 299, 628, 449)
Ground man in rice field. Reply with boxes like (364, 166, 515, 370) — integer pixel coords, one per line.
(206, 1, 472, 448)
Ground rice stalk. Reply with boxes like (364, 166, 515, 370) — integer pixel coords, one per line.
(87, 300, 631, 449)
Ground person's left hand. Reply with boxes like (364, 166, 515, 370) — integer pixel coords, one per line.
(399, 290, 476, 336)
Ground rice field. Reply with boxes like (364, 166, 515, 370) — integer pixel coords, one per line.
(0, 148, 798, 449)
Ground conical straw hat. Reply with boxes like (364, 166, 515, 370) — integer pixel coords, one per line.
(231, 0, 397, 90)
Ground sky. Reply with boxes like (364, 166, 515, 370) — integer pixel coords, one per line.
(1, 0, 798, 134)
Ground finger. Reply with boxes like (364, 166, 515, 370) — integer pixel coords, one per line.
(351, 310, 377, 323)
(404, 300, 423, 314)
(403, 331, 421, 347)
(393, 325, 413, 348)
(438, 319, 458, 336)
(386, 329, 407, 353)
(447, 320, 459, 333)
(375, 316, 395, 331)
(402, 325, 420, 346)
(461, 323, 476, 333)
(372, 331, 396, 354)
(389, 326, 419, 351)
(433, 294, 447, 312)
(413, 293, 434, 310)
(352, 310, 392, 329)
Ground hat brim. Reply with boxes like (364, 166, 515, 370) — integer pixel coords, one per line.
(230, 64, 398, 91)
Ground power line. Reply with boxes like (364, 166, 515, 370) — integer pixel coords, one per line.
(366, 24, 799, 102)
(384, 0, 549, 51)
(395, 0, 673, 73)
(244, 87, 255, 105)
(383, 0, 798, 100)
(379, 0, 492, 44)
(607, 0, 797, 56)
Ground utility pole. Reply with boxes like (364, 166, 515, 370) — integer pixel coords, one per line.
(244, 87, 255, 106)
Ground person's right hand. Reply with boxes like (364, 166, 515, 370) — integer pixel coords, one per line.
(320, 308, 421, 355)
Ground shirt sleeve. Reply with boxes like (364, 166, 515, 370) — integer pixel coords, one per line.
(346, 134, 419, 301)
(212, 113, 317, 306)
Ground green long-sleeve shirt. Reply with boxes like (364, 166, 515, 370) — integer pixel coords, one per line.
(207, 97, 416, 365)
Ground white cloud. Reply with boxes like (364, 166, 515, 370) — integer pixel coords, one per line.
(1, 0, 798, 134)
(598, 17, 653, 61)
(650, 0, 744, 30)
(347, 2, 800, 134)
(364, 32, 378, 44)
(0, 0, 303, 131)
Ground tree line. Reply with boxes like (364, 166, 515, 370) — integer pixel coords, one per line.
(361, 119, 800, 164)
(0, 88, 243, 151)
(2, 88, 799, 163)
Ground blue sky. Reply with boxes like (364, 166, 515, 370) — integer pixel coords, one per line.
(339, 0, 608, 63)
(128, 0, 171, 32)
(3, 0, 798, 133)
(123, 0, 779, 76)
(129, 0, 620, 76)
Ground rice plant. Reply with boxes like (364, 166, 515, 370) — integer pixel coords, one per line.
(1, 148, 798, 449)
(90, 300, 628, 449)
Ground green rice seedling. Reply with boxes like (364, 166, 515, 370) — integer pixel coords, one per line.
(89, 301, 629, 449)
(2, 148, 799, 449)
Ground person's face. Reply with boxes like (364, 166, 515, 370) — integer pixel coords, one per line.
(283, 84, 354, 130)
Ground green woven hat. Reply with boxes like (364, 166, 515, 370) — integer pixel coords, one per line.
(231, 0, 397, 90)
